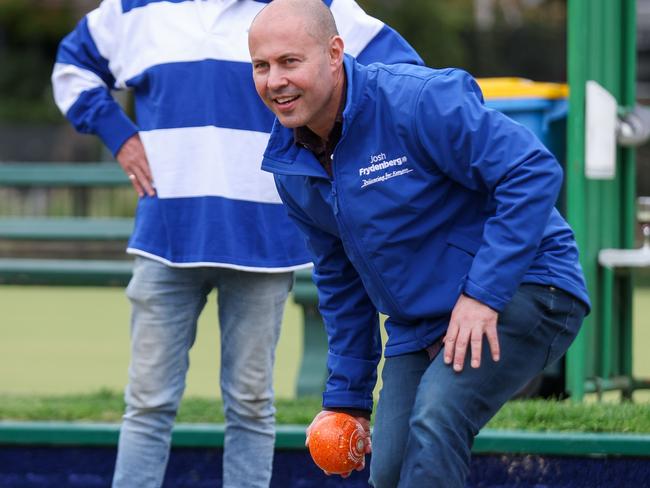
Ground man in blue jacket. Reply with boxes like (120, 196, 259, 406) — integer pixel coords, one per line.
(249, 1, 590, 486)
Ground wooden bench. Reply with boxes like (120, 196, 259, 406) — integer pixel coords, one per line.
(0, 217, 133, 241)
(0, 162, 133, 286)
(0, 162, 327, 395)
(0, 162, 128, 187)
(0, 258, 133, 286)
(293, 268, 328, 396)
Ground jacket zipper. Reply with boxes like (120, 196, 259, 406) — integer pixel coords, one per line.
(329, 148, 402, 315)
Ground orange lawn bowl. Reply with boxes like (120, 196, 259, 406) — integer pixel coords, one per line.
(308, 412, 367, 474)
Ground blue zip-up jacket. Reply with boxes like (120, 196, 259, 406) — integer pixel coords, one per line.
(261, 56, 590, 411)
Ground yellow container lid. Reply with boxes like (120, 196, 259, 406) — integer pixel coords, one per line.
(476, 77, 568, 100)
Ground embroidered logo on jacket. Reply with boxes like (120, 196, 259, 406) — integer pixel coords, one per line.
(359, 153, 412, 188)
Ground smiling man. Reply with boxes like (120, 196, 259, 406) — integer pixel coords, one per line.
(249, 1, 590, 487)
(251, 0, 345, 138)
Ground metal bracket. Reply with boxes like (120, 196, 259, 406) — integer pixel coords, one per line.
(617, 105, 650, 147)
(585, 81, 650, 180)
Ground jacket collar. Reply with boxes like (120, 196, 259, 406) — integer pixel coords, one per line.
(262, 54, 367, 177)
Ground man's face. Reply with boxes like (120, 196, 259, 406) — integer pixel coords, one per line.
(249, 15, 341, 138)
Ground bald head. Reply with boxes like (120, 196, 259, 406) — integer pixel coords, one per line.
(251, 0, 339, 46)
(249, 0, 346, 138)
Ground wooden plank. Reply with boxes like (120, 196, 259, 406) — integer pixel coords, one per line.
(0, 163, 128, 187)
(0, 217, 133, 240)
(0, 258, 132, 286)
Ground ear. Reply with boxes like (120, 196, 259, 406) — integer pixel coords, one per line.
(328, 35, 344, 68)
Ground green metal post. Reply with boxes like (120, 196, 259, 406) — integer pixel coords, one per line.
(621, 0, 638, 385)
(566, 0, 589, 401)
(566, 0, 637, 401)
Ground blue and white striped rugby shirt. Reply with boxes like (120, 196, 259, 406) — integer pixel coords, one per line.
(52, 0, 423, 270)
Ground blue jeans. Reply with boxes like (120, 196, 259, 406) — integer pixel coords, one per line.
(369, 284, 587, 488)
(112, 257, 293, 488)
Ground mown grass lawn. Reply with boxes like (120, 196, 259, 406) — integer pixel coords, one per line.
(0, 285, 302, 398)
(1, 286, 649, 399)
(1, 285, 649, 436)
(1, 389, 650, 433)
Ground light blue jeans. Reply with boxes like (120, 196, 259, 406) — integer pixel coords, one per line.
(369, 284, 587, 488)
(111, 257, 293, 488)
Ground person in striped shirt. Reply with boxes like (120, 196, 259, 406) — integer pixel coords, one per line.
(52, 1, 423, 486)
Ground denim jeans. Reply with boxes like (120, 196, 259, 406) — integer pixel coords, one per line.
(369, 284, 587, 488)
(111, 257, 293, 488)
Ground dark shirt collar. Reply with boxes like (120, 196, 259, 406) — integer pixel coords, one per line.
(293, 76, 347, 176)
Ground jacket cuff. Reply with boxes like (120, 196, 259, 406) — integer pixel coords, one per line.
(94, 102, 139, 156)
(323, 390, 374, 412)
(463, 277, 509, 312)
(323, 352, 377, 412)
(323, 407, 372, 421)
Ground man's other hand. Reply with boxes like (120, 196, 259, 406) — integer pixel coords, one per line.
(444, 294, 500, 372)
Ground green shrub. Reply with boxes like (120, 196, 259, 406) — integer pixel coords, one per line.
(0, 0, 79, 123)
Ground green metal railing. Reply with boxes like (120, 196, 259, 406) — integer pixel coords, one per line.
(566, 0, 640, 400)
(2, 421, 650, 457)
